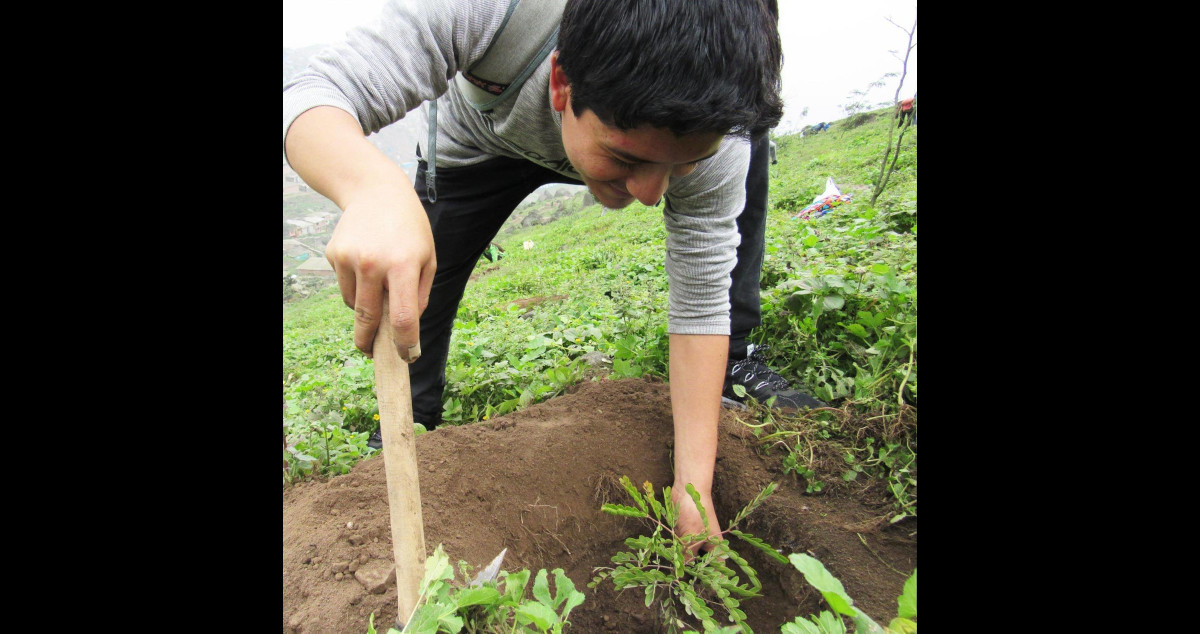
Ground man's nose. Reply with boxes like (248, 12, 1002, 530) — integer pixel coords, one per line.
(626, 166, 671, 207)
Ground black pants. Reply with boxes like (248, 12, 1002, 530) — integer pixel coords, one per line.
(410, 135, 770, 426)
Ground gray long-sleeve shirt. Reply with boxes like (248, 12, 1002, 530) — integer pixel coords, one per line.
(283, 0, 746, 335)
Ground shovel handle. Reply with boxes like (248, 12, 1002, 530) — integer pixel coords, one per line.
(372, 295, 426, 625)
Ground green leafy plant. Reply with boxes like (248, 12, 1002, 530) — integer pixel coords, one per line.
(369, 544, 586, 634)
(783, 553, 915, 634)
(841, 438, 917, 521)
(590, 476, 787, 633)
(283, 405, 377, 484)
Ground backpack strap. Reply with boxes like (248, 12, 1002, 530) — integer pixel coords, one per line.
(425, 0, 566, 202)
(455, 0, 566, 111)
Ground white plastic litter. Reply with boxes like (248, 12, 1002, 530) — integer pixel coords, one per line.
(813, 177, 842, 203)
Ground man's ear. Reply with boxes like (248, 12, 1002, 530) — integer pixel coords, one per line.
(549, 51, 570, 112)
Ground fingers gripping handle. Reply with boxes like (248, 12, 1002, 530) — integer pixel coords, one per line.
(373, 294, 427, 625)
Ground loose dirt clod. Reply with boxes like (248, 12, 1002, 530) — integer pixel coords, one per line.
(354, 562, 396, 595)
(283, 378, 916, 632)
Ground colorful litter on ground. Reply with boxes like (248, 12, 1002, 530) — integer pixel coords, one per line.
(793, 177, 853, 220)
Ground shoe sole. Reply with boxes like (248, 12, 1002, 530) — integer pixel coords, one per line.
(722, 395, 816, 415)
(720, 396, 748, 411)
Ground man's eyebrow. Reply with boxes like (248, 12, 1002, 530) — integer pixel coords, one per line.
(606, 145, 720, 165)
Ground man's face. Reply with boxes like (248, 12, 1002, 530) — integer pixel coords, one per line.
(550, 54, 723, 209)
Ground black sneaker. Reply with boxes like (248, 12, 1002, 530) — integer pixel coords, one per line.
(722, 344, 827, 413)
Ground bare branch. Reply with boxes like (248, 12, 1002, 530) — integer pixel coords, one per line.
(871, 13, 917, 206)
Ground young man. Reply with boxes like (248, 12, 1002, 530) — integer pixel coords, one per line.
(283, 0, 818, 547)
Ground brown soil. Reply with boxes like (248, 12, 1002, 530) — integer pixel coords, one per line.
(283, 378, 916, 633)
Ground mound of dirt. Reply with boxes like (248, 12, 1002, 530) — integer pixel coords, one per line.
(283, 378, 916, 633)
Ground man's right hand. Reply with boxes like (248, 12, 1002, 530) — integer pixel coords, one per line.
(325, 189, 435, 362)
(285, 106, 435, 362)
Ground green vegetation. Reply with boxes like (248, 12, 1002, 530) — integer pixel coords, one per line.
(784, 554, 916, 634)
(590, 477, 786, 633)
(368, 545, 586, 634)
(379, 479, 916, 633)
(284, 107, 916, 518)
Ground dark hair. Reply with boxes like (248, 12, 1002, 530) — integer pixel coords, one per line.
(557, 0, 783, 138)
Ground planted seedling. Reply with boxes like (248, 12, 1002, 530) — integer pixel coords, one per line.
(589, 476, 787, 633)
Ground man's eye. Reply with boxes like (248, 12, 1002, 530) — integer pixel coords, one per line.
(613, 158, 635, 169)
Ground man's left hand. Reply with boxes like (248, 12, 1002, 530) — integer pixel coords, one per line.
(672, 482, 722, 556)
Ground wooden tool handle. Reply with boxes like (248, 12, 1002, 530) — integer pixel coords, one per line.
(372, 295, 426, 624)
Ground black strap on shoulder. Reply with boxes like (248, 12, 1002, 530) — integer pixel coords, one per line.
(425, 0, 566, 202)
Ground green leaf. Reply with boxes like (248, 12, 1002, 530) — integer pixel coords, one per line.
(889, 617, 917, 633)
(732, 384, 747, 398)
(438, 612, 463, 633)
(678, 585, 715, 623)
(815, 610, 848, 633)
(553, 569, 586, 621)
(788, 553, 856, 617)
(402, 604, 441, 634)
(533, 569, 552, 606)
(600, 503, 648, 518)
(850, 609, 884, 633)
(663, 486, 678, 526)
(724, 547, 762, 595)
(454, 585, 500, 608)
(515, 601, 559, 630)
(729, 481, 777, 527)
(418, 545, 453, 597)
(644, 485, 666, 521)
(550, 569, 574, 609)
(781, 621, 819, 634)
(684, 483, 711, 534)
(897, 569, 916, 618)
(502, 569, 531, 603)
(785, 292, 810, 313)
(728, 529, 787, 564)
(619, 475, 648, 513)
(823, 295, 845, 310)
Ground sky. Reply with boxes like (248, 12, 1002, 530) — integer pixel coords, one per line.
(283, 0, 917, 133)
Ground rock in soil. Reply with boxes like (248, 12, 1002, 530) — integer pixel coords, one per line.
(354, 562, 396, 595)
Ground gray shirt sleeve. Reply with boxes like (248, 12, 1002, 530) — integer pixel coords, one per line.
(662, 137, 749, 335)
(282, 0, 509, 161)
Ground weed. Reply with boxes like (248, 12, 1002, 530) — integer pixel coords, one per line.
(735, 401, 916, 519)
